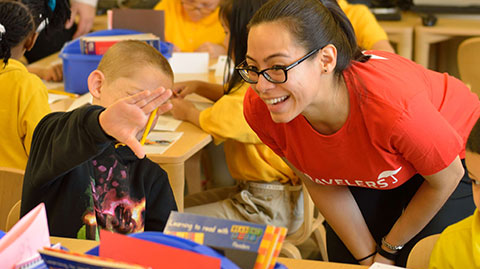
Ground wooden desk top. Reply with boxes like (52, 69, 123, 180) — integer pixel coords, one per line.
(379, 11, 421, 30)
(50, 236, 368, 269)
(148, 121, 211, 164)
(415, 14, 480, 35)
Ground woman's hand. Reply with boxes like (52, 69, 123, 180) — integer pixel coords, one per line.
(373, 252, 395, 265)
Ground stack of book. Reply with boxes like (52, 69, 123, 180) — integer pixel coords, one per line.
(79, 33, 161, 55)
(164, 212, 288, 269)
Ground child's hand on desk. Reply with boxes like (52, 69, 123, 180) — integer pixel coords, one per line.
(173, 81, 202, 98)
(170, 97, 195, 121)
(28, 63, 63, 82)
(170, 97, 201, 127)
(99, 88, 173, 159)
(195, 42, 226, 59)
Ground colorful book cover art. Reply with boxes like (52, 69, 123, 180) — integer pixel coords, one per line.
(267, 227, 287, 269)
(165, 231, 204, 244)
(252, 225, 275, 269)
(164, 212, 287, 269)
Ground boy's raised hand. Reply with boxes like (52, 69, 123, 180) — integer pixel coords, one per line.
(99, 88, 173, 159)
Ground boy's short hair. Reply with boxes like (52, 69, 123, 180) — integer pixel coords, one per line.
(467, 117, 480, 154)
(97, 40, 174, 83)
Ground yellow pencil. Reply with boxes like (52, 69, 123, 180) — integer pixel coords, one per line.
(140, 107, 159, 145)
(48, 89, 79, 98)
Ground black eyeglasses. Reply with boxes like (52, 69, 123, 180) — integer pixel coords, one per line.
(235, 48, 320, 84)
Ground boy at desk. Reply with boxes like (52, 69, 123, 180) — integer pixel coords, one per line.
(21, 40, 178, 240)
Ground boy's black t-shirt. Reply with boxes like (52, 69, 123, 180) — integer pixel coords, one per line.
(21, 105, 177, 239)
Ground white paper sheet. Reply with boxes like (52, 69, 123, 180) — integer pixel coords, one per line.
(144, 131, 183, 155)
(369, 262, 405, 269)
(48, 93, 71, 104)
(169, 52, 209, 74)
(154, 115, 182, 131)
(67, 93, 93, 111)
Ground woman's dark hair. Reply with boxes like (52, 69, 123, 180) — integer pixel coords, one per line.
(467, 117, 480, 154)
(247, 0, 369, 75)
(21, 0, 71, 34)
(0, 0, 35, 66)
(219, 0, 268, 94)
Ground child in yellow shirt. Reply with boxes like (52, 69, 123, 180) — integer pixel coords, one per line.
(338, 0, 395, 52)
(429, 118, 480, 268)
(154, 0, 226, 58)
(0, 0, 70, 169)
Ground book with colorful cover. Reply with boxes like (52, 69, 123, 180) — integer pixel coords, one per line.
(80, 33, 161, 55)
(163, 212, 287, 269)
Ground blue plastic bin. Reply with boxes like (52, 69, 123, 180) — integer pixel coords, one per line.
(60, 29, 173, 94)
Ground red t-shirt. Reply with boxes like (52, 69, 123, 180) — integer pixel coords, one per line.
(244, 51, 480, 190)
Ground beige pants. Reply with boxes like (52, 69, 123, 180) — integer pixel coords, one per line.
(185, 181, 304, 234)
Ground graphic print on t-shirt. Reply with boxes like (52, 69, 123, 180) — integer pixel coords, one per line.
(77, 155, 146, 240)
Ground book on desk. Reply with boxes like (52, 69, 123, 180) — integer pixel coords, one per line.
(164, 211, 287, 269)
(80, 33, 161, 55)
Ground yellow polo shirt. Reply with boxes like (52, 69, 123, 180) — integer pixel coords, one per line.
(154, 0, 225, 52)
(429, 209, 480, 268)
(0, 59, 51, 170)
(338, 0, 389, 50)
(199, 83, 298, 184)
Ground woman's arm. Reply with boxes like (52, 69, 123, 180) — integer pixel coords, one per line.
(284, 158, 377, 265)
(375, 156, 464, 264)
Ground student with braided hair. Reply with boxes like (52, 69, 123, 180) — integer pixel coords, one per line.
(0, 0, 69, 170)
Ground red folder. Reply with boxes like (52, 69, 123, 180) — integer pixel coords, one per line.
(99, 230, 221, 269)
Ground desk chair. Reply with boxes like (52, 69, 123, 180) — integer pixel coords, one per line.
(281, 185, 328, 261)
(458, 37, 480, 96)
(5, 200, 21, 231)
(406, 234, 440, 269)
(0, 167, 25, 231)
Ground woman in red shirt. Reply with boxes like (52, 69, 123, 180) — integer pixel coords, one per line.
(241, 0, 480, 266)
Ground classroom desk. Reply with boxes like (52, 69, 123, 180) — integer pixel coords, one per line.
(50, 236, 368, 269)
(32, 53, 215, 212)
(414, 14, 480, 68)
(92, 14, 108, 31)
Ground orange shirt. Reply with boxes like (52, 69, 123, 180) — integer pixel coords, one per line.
(244, 51, 480, 190)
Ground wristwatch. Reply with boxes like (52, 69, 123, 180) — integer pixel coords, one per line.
(381, 236, 404, 251)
